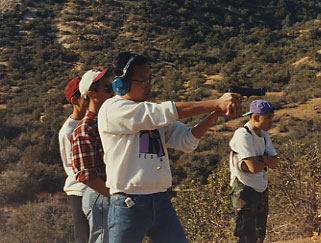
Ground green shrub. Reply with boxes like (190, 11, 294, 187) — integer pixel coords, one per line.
(173, 159, 235, 242)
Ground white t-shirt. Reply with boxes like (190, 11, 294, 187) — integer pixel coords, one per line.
(229, 122, 277, 192)
(58, 116, 87, 196)
(98, 95, 200, 195)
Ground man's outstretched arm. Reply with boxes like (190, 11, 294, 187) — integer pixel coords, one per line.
(175, 93, 243, 119)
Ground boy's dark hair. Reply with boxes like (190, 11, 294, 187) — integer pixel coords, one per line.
(113, 52, 148, 79)
(72, 90, 81, 99)
(68, 90, 81, 104)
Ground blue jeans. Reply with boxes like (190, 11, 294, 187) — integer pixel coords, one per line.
(82, 187, 109, 243)
(108, 191, 187, 243)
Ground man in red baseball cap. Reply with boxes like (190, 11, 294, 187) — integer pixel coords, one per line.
(58, 77, 89, 243)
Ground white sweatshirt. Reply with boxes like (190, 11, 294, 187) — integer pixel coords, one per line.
(58, 117, 87, 196)
(98, 95, 199, 194)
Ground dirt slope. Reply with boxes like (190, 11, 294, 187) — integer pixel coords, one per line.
(210, 96, 321, 138)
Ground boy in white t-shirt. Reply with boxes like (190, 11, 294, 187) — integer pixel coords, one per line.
(229, 100, 279, 243)
(58, 77, 89, 243)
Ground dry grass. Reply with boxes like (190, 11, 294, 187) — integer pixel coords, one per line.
(275, 235, 321, 243)
(292, 56, 316, 67)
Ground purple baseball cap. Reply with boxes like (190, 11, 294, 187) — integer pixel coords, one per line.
(242, 100, 274, 116)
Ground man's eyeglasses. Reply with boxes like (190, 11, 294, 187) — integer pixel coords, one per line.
(130, 77, 154, 88)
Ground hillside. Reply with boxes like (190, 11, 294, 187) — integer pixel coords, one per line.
(0, 0, 21, 12)
(1, 0, 321, 242)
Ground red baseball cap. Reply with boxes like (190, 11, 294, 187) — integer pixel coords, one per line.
(65, 77, 81, 102)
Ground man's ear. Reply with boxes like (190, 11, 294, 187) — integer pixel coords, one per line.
(70, 96, 78, 106)
(252, 113, 260, 122)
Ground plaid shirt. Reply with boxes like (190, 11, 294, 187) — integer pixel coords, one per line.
(71, 110, 106, 183)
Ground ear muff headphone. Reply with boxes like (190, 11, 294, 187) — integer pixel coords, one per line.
(112, 54, 138, 96)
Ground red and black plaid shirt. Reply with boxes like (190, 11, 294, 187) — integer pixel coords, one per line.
(71, 110, 106, 183)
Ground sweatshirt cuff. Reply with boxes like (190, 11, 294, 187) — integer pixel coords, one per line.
(170, 101, 179, 120)
(76, 169, 99, 183)
(188, 127, 200, 144)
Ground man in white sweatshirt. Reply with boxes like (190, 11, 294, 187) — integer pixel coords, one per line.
(98, 52, 243, 243)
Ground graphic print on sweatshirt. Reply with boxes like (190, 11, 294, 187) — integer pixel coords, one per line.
(139, 129, 165, 158)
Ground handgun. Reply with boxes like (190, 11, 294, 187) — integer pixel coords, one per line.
(227, 86, 267, 97)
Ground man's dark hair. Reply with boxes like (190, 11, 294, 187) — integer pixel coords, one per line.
(88, 67, 114, 92)
(84, 81, 100, 102)
(113, 52, 148, 79)
(89, 79, 102, 92)
(69, 90, 81, 104)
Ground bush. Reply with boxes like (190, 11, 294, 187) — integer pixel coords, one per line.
(0, 168, 39, 205)
(0, 195, 74, 243)
(0, 161, 65, 206)
(0, 145, 21, 164)
(173, 159, 235, 242)
(266, 140, 321, 242)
